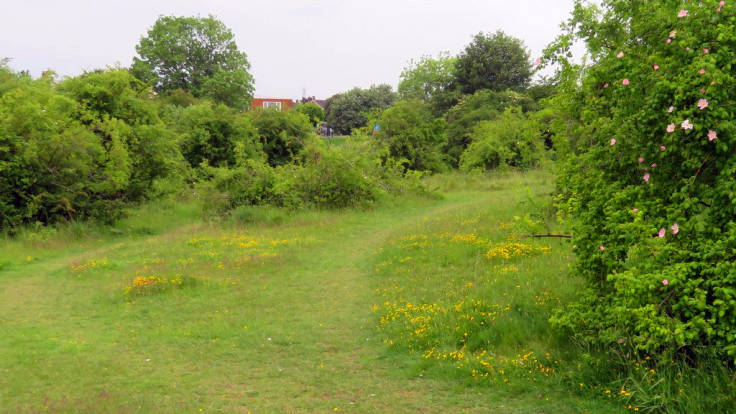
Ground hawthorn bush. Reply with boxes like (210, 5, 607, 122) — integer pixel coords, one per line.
(548, 0, 736, 361)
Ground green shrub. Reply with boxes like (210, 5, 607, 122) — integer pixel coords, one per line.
(460, 106, 542, 171)
(445, 89, 536, 166)
(247, 109, 314, 167)
(171, 102, 261, 169)
(293, 102, 324, 126)
(0, 72, 128, 227)
(547, 0, 736, 363)
(292, 143, 381, 209)
(373, 99, 448, 173)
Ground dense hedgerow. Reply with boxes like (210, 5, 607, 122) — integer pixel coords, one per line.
(0, 68, 181, 227)
(547, 0, 736, 360)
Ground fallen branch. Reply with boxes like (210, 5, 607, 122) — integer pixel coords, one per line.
(524, 234, 572, 239)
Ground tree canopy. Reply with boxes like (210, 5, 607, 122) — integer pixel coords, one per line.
(454, 31, 532, 95)
(131, 15, 254, 110)
(324, 84, 396, 135)
(398, 52, 459, 115)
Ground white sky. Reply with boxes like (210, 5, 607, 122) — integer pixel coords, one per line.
(2, 0, 577, 99)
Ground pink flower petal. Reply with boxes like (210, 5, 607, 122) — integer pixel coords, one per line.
(697, 98, 709, 110)
(599, 246, 605, 251)
(622, 78, 630, 86)
(617, 51, 624, 58)
(699, 68, 706, 75)
(708, 130, 718, 141)
(651, 163, 657, 168)
(678, 9, 688, 18)
(660, 145, 666, 151)
(671, 223, 679, 235)
(643, 173, 650, 183)
(662, 279, 669, 286)
(667, 106, 674, 113)
(666, 123, 675, 133)
(658, 228, 666, 238)
(681, 119, 693, 130)
(638, 157, 644, 163)
(610, 138, 617, 146)
(653, 65, 660, 71)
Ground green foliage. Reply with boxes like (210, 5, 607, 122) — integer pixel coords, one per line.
(131, 15, 254, 109)
(0, 68, 183, 228)
(460, 106, 542, 171)
(547, 0, 736, 371)
(293, 102, 324, 126)
(291, 143, 381, 208)
(59, 69, 182, 200)
(169, 102, 260, 169)
(454, 31, 532, 95)
(398, 52, 460, 115)
(373, 100, 448, 173)
(324, 84, 396, 135)
(445, 89, 536, 166)
(248, 109, 314, 167)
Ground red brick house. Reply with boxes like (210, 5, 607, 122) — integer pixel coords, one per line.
(251, 97, 295, 112)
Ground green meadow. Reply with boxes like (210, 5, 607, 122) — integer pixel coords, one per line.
(1, 171, 626, 413)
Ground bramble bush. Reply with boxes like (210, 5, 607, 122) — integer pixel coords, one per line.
(546, 0, 736, 363)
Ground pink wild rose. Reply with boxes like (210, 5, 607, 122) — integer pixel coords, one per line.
(658, 228, 666, 238)
(622, 78, 630, 86)
(666, 123, 676, 133)
(653, 64, 660, 71)
(708, 130, 718, 141)
(599, 246, 605, 251)
(697, 98, 709, 110)
(703, 48, 709, 53)
(617, 51, 624, 58)
(678, 9, 688, 17)
(660, 145, 666, 151)
(671, 223, 679, 235)
(651, 163, 658, 168)
(681, 119, 694, 130)
(610, 138, 616, 146)
(667, 106, 675, 113)
(638, 157, 644, 163)
(719, 1, 725, 6)
(662, 279, 669, 286)
(666, 38, 672, 44)
(699, 68, 706, 75)
(643, 173, 650, 183)
(669, 30, 677, 38)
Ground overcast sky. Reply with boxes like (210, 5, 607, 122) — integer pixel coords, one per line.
(2, 0, 577, 99)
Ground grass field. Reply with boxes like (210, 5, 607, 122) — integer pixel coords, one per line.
(0, 171, 626, 413)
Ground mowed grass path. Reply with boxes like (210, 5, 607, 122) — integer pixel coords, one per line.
(1, 173, 622, 413)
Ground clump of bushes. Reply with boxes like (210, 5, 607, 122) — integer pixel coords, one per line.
(460, 106, 542, 171)
(0, 68, 181, 227)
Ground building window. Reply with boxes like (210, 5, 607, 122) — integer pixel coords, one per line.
(263, 101, 282, 110)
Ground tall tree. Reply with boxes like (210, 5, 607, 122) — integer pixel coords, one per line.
(131, 15, 254, 110)
(398, 52, 459, 115)
(324, 85, 396, 135)
(454, 31, 532, 95)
